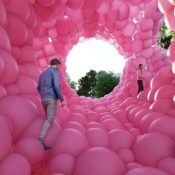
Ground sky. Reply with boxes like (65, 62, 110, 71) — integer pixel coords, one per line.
(66, 38, 126, 82)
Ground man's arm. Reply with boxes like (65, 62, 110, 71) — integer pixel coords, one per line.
(52, 70, 64, 102)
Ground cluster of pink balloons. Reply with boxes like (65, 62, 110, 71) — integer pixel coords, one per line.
(0, 0, 175, 175)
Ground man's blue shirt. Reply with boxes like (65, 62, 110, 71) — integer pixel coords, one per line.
(37, 67, 64, 101)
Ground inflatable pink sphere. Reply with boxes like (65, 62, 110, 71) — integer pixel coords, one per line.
(0, 154, 31, 175)
(133, 133, 174, 166)
(73, 147, 126, 175)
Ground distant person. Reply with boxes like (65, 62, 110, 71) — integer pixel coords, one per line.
(37, 58, 65, 150)
(137, 64, 144, 95)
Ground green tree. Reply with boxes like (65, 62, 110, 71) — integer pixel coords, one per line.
(157, 24, 175, 49)
(77, 70, 97, 97)
(93, 71, 120, 98)
(67, 75, 77, 90)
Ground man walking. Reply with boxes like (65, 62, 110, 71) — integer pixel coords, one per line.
(37, 58, 65, 150)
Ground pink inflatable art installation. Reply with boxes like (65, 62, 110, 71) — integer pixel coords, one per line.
(0, 0, 175, 175)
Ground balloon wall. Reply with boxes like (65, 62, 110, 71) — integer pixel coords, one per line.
(0, 0, 175, 175)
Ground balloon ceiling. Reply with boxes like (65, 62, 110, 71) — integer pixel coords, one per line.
(0, 0, 175, 175)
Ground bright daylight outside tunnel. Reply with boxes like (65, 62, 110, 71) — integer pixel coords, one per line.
(0, 0, 175, 175)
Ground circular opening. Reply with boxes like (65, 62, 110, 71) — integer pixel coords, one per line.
(66, 38, 126, 81)
(66, 38, 126, 98)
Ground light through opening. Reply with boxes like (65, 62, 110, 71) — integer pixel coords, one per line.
(66, 38, 126, 82)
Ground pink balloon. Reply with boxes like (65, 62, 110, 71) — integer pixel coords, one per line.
(86, 121, 106, 130)
(102, 118, 124, 131)
(126, 162, 142, 170)
(54, 129, 89, 156)
(68, 113, 86, 125)
(109, 129, 135, 151)
(150, 99, 172, 114)
(43, 43, 56, 56)
(83, 0, 102, 10)
(133, 133, 174, 166)
(122, 23, 136, 37)
(0, 116, 12, 161)
(73, 147, 126, 175)
(0, 154, 31, 175)
(20, 46, 37, 63)
(125, 167, 169, 175)
(67, 0, 84, 9)
(86, 128, 109, 147)
(5, 84, 20, 95)
(6, 0, 30, 20)
(0, 85, 7, 98)
(64, 122, 86, 134)
(0, 49, 19, 85)
(157, 157, 175, 175)
(19, 63, 40, 79)
(0, 96, 38, 139)
(139, 112, 161, 132)
(131, 40, 143, 52)
(154, 84, 175, 100)
(15, 137, 44, 165)
(97, 0, 110, 14)
(168, 40, 175, 62)
(158, 0, 173, 14)
(6, 14, 28, 46)
(148, 116, 175, 137)
(86, 111, 100, 121)
(118, 149, 135, 163)
(49, 153, 75, 174)
(118, 3, 129, 20)
(140, 18, 154, 31)
(16, 74, 37, 94)
(128, 0, 143, 6)
(0, 26, 11, 51)
(0, 0, 7, 26)
(56, 18, 70, 36)
(37, 0, 56, 7)
(11, 46, 22, 62)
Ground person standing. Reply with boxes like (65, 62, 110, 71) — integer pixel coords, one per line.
(137, 64, 144, 95)
(37, 58, 65, 150)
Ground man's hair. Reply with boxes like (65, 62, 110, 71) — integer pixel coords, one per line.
(50, 58, 61, 66)
(138, 64, 143, 68)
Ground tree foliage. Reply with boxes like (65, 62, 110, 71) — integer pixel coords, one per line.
(67, 75, 77, 90)
(74, 70, 120, 98)
(93, 71, 120, 98)
(157, 24, 175, 49)
(77, 70, 97, 97)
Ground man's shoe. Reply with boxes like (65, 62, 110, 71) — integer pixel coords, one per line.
(39, 138, 51, 151)
(42, 142, 51, 150)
